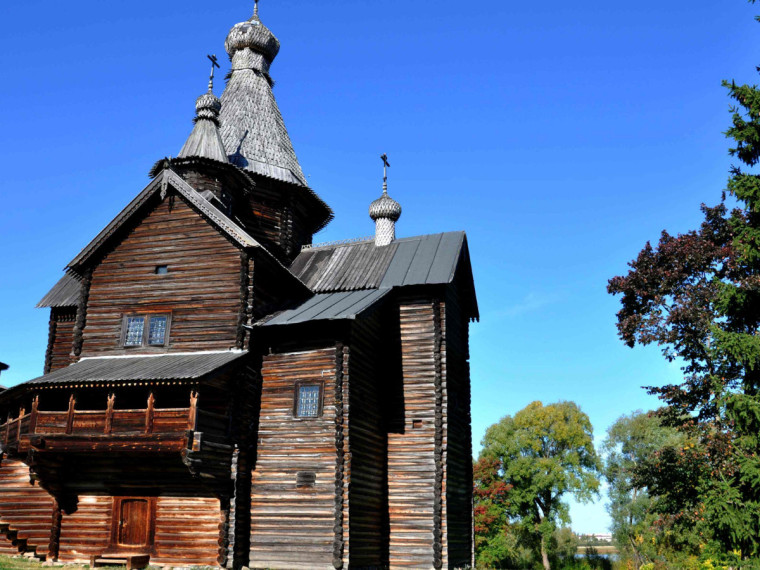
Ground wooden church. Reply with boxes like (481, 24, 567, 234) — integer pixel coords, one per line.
(0, 4, 478, 569)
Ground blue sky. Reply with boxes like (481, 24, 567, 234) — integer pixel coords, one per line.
(1, 1, 758, 534)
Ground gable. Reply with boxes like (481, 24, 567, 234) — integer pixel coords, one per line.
(82, 196, 244, 356)
(67, 169, 260, 275)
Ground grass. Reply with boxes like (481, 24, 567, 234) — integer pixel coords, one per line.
(0, 556, 120, 570)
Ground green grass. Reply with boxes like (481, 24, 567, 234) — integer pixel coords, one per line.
(0, 557, 121, 570)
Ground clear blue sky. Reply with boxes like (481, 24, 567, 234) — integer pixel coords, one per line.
(1, 0, 758, 535)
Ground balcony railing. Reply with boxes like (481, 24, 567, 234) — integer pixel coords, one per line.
(1, 393, 199, 451)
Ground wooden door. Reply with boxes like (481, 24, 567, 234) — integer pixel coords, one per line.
(110, 497, 155, 551)
(119, 499, 149, 546)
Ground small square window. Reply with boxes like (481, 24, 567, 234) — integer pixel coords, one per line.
(296, 384, 321, 418)
(148, 316, 168, 345)
(124, 317, 145, 346)
(155, 265, 169, 275)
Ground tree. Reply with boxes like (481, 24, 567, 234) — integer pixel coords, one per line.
(608, 2, 760, 560)
(602, 411, 687, 567)
(473, 456, 520, 569)
(480, 401, 601, 570)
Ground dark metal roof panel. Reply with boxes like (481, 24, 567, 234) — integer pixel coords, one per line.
(291, 232, 468, 293)
(378, 238, 421, 288)
(402, 233, 442, 286)
(24, 351, 247, 386)
(426, 232, 465, 284)
(258, 289, 389, 326)
(37, 273, 81, 308)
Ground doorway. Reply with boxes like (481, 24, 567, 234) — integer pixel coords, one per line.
(110, 497, 156, 551)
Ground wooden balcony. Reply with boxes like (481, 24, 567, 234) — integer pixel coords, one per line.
(1, 393, 199, 455)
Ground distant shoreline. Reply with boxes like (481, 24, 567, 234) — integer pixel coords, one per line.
(577, 545, 619, 555)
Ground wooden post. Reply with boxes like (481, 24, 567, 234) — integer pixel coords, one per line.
(17, 407, 25, 442)
(65, 395, 76, 435)
(29, 395, 39, 434)
(188, 391, 199, 431)
(4, 413, 10, 446)
(48, 500, 62, 561)
(105, 393, 115, 434)
(145, 393, 155, 434)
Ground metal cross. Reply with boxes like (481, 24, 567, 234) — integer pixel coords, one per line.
(207, 54, 220, 91)
(381, 154, 390, 188)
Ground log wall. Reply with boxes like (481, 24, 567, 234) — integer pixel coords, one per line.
(153, 496, 221, 566)
(346, 314, 389, 568)
(387, 301, 443, 569)
(57, 495, 112, 563)
(81, 197, 242, 356)
(249, 347, 339, 570)
(444, 284, 474, 569)
(0, 458, 55, 559)
(45, 309, 76, 373)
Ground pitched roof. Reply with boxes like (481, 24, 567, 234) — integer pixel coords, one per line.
(37, 273, 81, 308)
(257, 289, 390, 327)
(219, 69, 307, 186)
(24, 351, 247, 387)
(67, 168, 261, 272)
(291, 232, 469, 293)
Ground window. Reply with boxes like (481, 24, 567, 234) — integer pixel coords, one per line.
(155, 265, 169, 275)
(294, 383, 322, 418)
(122, 314, 171, 347)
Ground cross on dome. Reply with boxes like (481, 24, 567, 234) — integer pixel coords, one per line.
(370, 153, 402, 247)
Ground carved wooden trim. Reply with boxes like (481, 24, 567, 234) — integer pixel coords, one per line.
(333, 343, 346, 569)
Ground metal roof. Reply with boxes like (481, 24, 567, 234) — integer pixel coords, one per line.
(291, 232, 467, 293)
(37, 273, 81, 308)
(24, 351, 247, 386)
(257, 289, 390, 327)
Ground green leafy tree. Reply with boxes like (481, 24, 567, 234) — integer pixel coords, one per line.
(473, 456, 519, 568)
(608, 2, 760, 561)
(480, 401, 601, 570)
(602, 411, 687, 567)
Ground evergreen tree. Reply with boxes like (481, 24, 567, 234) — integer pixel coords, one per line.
(608, 2, 760, 560)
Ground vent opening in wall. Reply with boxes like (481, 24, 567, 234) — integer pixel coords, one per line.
(297, 471, 316, 488)
(412, 419, 423, 429)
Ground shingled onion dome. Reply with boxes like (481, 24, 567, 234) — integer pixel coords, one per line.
(370, 186, 402, 247)
(178, 88, 229, 163)
(225, 1, 280, 76)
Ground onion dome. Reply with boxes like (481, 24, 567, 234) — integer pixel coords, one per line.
(194, 92, 222, 122)
(370, 155, 402, 246)
(369, 189, 402, 222)
(225, 1, 280, 66)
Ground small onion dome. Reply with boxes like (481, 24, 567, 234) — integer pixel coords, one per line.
(369, 190, 402, 222)
(195, 91, 222, 123)
(225, 9, 280, 63)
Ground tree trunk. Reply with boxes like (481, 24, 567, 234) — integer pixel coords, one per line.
(541, 534, 551, 570)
